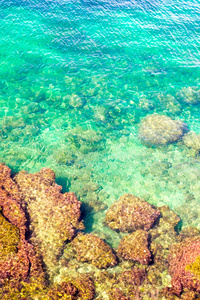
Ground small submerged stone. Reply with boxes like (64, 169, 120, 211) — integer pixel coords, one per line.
(139, 114, 187, 146)
(105, 193, 160, 232)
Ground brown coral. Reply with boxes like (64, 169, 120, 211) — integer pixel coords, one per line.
(168, 236, 200, 295)
(13, 168, 84, 277)
(71, 233, 117, 269)
(117, 230, 151, 265)
(105, 194, 160, 232)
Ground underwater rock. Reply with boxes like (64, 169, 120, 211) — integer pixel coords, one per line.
(139, 114, 187, 146)
(65, 127, 104, 154)
(48, 275, 95, 300)
(149, 206, 180, 249)
(157, 93, 182, 116)
(0, 163, 45, 285)
(108, 288, 128, 300)
(53, 147, 77, 165)
(47, 281, 77, 299)
(105, 194, 160, 232)
(177, 226, 200, 242)
(168, 236, 200, 295)
(176, 86, 200, 105)
(71, 233, 117, 269)
(119, 267, 146, 286)
(69, 93, 86, 108)
(182, 131, 200, 153)
(117, 229, 151, 265)
(14, 168, 84, 277)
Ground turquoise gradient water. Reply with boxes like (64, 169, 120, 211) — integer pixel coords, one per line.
(0, 0, 200, 242)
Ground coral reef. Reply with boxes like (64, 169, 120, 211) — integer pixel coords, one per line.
(13, 168, 84, 277)
(117, 229, 151, 264)
(168, 236, 200, 295)
(105, 194, 160, 232)
(71, 233, 117, 269)
(138, 114, 187, 146)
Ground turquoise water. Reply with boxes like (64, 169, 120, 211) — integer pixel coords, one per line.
(0, 0, 200, 241)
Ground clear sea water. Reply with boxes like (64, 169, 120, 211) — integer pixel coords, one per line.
(0, 0, 200, 245)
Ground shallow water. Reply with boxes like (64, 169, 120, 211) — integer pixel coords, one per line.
(0, 0, 200, 244)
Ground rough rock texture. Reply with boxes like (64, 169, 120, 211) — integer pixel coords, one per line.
(108, 288, 128, 300)
(0, 163, 45, 286)
(71, 233, 117, 269)
(48, 276, 95, 300)
(183, 131, 200, 153)
(117, 230, 151, 265)
(13, 168, 84, 277)
(168, 236, 200, 295)
(105, 194, 160, 232)
(149, 205, 180, 249)
(119, 267, 146, 286)
(176, 86, 200, 105)
(139, 114, 187, 146)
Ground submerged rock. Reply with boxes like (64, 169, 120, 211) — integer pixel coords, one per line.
(0, 163, 45, 286)
(117, 230, 151, 265)
(65, 127, 104, 154)
(69, 93, 86, 108)
(176, 86, 200, 105)
(13, 168, 84, 277)
(119, 267, 146, 286)
(139, 114, 187, 146)
(105, 194, 160, 232)
(168, 236, 200, 295)
(48, 275, 95, 300)
(71, 233, 117, 269)
(183, 131, 200, 153)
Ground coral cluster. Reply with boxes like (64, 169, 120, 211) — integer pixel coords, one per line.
(139, 114, 187, 146)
